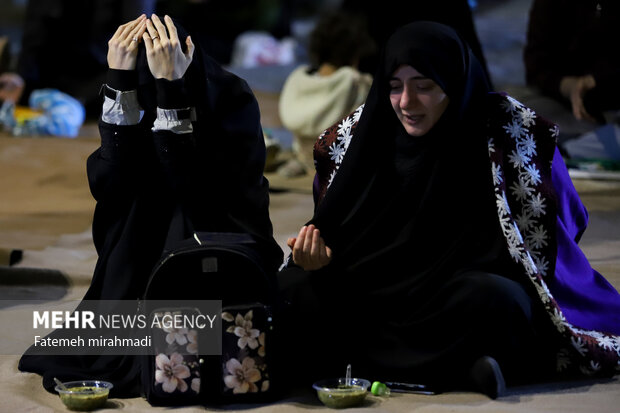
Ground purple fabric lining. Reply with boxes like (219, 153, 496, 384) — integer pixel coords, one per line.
(551, 147, 620, 335)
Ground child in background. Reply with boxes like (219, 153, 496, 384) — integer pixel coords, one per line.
(277, 12, 374, 177)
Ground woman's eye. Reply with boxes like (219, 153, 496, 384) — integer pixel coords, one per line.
(389, 83, 402, 92)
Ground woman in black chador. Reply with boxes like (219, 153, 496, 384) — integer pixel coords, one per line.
(279, 21, 620, 399)
(19, 14, 282, 396)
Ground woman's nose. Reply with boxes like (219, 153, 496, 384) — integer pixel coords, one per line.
(400, 85, 415, 109)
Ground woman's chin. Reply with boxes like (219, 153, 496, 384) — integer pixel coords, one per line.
(403, 124, 429, 137)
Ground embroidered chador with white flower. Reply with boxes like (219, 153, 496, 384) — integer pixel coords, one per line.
(279, 22, 619, 390)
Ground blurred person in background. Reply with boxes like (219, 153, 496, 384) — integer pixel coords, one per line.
(338, 0, 492, 85)
(525, 0, 620, 126)
(156, 0, 294, 65)
(524, 0, 620, 166)
(277, 11, 374, 177)
(2, 0, 155, 119)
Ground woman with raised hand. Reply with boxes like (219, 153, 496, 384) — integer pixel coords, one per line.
(279, 21, 620, 399)
(19, 14, 282, 396)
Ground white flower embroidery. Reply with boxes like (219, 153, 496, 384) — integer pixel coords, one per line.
(328, 142, 345, 164)
(596, 335, 617, 351)
(495, 191, 511, 216)
(503, 119, 526, 140)
(505, 224, 525, 260)
(551, 308, 567, 332)
(487, 138, 496, 154)
(589, 360, 601, 372)
(571, 336, 588, 356)
(533, 254, 550, 277)
(519, 133, 537, 156)
(526, 224, 548, 250)
(507, 240, 523, 261)
(508, 148, 530, 168)
(337, 127, 353, 150)
(337, 117, 353, 138)
(556, 349, 571, 371)
(539, 278, 553, 298)
(522, 252, 538, 275)
(533, 280, 552, 303)
(550, 124, 560, 138)
(519, 107, 536, 127)
(524, 163, 542, 186)
(513, 221, 525, 244)
(497, 214, 512, 233)
(501, 218, 520, 246)
(327, 169, 338, 188)
(527, 193, 547, 217)
(502, 96, 524, 113)
(516, 137, 534, 161)
(352, 104, 364, 123)
(510, 176, 534, 202)
(582, 329, 604, 340)
(515, 210, 533, 232)
(491, 162, 503, 185)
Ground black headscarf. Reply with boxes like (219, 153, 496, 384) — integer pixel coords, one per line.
(309, 22, 502, 297)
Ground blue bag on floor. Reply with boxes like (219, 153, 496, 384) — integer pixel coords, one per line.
(0, 88, 85, 137)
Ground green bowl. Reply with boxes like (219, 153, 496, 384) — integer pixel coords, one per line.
(55, 380, 113, 411)
(312, 378, 370, 408)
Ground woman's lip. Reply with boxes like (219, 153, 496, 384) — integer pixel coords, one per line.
(404, 114, 424, 123)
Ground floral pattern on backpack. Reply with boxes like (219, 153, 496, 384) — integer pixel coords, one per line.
(221, 307, 271, 394)
(151, 310, 202, 397)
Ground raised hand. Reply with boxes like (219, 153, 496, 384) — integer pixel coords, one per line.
(560, 75, 597, 123)
(107, 14, 147, 70)
(143, 14, 194, 81)
(287, 224, 333, 271)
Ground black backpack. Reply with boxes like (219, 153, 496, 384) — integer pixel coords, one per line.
(139, 232, 281, 406)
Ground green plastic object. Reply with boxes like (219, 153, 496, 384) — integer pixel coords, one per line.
(371, 381, 390, 396)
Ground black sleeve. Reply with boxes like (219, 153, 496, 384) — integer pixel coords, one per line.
(151, 72, 283, 270)
(88, 65, 147, 202)
(106, 69, 139, 92)
(155, 78, 190, 109)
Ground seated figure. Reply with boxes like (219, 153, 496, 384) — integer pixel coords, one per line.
(279, 21, 620, 399)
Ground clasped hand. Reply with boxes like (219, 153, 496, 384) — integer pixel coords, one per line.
(107, 14, 194, 81)
(287, 224, 333, 271)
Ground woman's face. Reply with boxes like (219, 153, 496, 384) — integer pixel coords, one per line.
(389, 65, 450, 137)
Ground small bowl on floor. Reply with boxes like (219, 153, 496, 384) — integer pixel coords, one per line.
(55, 380, 113, 411)
(312, 377, 371, 408)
